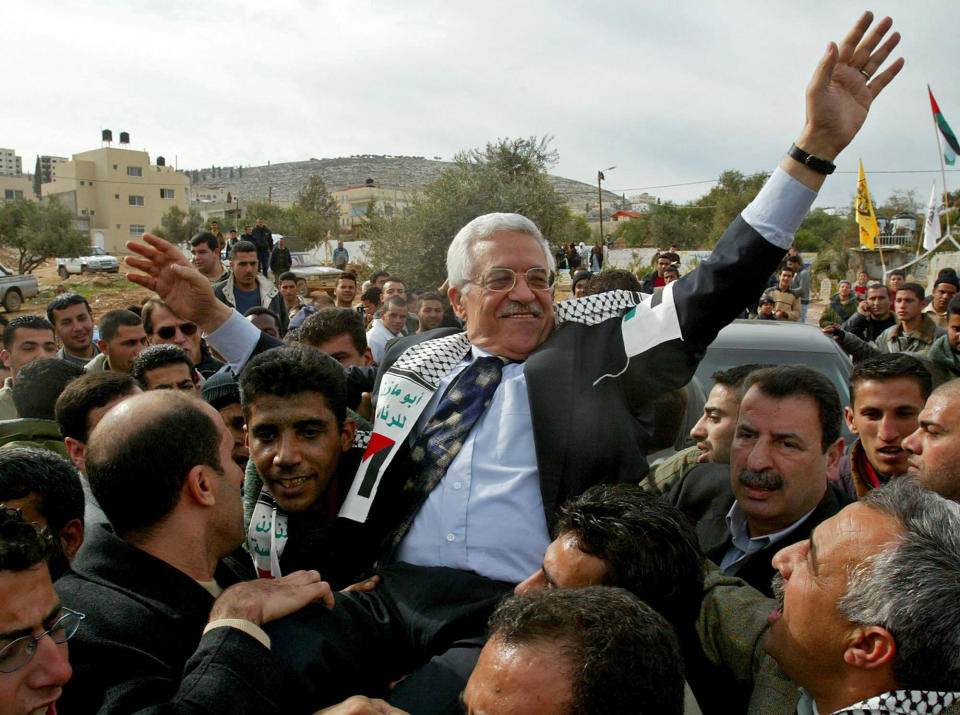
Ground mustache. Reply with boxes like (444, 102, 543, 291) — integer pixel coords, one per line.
(497, 301, 545, 318)
(771, 573, 784, 607)
(737, 469, 784, 490)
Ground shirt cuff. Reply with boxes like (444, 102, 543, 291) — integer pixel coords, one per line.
(204, 310, 260, 374)
(740, 166, 817, 250)
(203, 618, 271, 650)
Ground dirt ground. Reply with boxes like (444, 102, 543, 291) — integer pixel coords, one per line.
(8, 251, 154, 319)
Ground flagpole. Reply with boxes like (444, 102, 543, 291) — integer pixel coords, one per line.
(929, 84, 953, 236)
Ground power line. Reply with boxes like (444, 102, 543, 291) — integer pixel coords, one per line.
(613, 168, 959, 194)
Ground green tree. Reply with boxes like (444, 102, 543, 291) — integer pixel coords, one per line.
(877, 188, 920, 217)
(364, 136, 576, 289)
(0, 198, 87, 274)
(292, 176, 341, 249)
(239, 201, 291, 235)
(152, 205, 203, 246)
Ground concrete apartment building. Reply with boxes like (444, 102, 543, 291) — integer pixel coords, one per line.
(43, 144, 190, 254)
(38, 155, 68, 184)
(0, 174, 33, 201)
(332, 180, 410, 233)
(0, 148, 23, 177)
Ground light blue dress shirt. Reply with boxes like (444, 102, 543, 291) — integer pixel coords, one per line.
(395, 346, 551, 584)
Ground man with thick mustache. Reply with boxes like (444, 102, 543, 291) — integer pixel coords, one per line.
(669, 366, 851, 596)
(125, 12, 901, 584)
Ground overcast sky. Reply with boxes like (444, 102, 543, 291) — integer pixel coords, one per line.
(6, 0, 958, 210)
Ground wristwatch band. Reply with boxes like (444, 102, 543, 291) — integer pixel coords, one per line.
(787, 143, 836, 175)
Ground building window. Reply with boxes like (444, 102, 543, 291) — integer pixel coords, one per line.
(113, 164, 118, 170)
(160, 188, 175, 199)
(81, 209, 87, 215)
(90, 210, 95, 216)
(127, 166, 143, 177)
(128, 195, 144, 207)
(4, 190, 23, 200)
(130, 224, 145, 235)
(115, 194, 120, 199)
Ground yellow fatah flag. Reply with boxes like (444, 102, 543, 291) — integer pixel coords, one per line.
(856, 160, 879, 250)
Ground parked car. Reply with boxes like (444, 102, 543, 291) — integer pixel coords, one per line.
(56, 247, 120, 278)
(289, 252, 343, 296)
(696, 319, 853, 404)
(0, 274, 39, 312)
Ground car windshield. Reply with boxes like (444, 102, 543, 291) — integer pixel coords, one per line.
(694, 348, 851, 406)
(88, 247, 107, 256)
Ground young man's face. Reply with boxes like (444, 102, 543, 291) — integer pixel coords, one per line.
(99, 325, 148, 373)
(246, 392, 355, 513)
(778, 270, 793, 291)
(837, 282, 852, 300)
(231, 252, 259, 291)
(279, 280, 299, 307)
(417, 299, 444, 332)
(142, 363, 196, 392)
(311, 333, 371, 369)
(191, 243, 220, 274)
(1, 328, 58, 378)
(932, 282, 957, 313)
(382, 304, 407, 335)
(50, 303, 94, 354)
(0, 565, 73, 714)
(894, 289, 922, 323)
(949, 312, 960, 351)
(248, 313, 279, 338)
(381, 281, 406, 304)
(845, 377, 925, 478)
(865, 287, 891, 318)
(334, 278, 356, 305)
(888, 273, 904, 292)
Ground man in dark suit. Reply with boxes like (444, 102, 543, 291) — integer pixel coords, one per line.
(54, 391, 336, 714)
(669, 366, 851, 596)
(126, 9, 900, 587)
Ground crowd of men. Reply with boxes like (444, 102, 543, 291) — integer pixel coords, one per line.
(4, 13, 960, 715)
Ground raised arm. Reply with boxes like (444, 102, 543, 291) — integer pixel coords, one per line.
(126, 233, 233, 334)
(783, 11, 902, 191)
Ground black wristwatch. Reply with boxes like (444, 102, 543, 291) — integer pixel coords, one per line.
(787, 143, 836, 175)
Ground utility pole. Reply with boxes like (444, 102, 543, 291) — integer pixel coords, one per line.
(597, 166, 616, 244)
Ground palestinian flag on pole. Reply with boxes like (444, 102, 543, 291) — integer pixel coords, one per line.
(929, 86, 959, 165)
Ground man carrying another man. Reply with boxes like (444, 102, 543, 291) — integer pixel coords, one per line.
(125, 12, 904, 594)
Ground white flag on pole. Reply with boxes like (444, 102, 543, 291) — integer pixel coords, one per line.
(924, 182, 942, 251)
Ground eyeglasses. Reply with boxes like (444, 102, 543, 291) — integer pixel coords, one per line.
(0, 608, 85, 673)
(156, 322, 198, 340)
(471, 267, 555, 293)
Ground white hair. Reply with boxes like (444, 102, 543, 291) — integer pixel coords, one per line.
(446, 213, 555, 293)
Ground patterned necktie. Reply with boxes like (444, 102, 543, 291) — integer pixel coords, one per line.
(409, 355, 504, 484)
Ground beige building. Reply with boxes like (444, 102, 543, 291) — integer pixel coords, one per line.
(0, 174, 34, 201)
(332, 181, 411, 232)
(38, 155, 68, 184)
(0, 148, 23, 177)
(43, 146, 190, 254)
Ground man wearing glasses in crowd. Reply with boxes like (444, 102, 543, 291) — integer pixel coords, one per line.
(0, 507, 80, 715)
(141, 298, 224, 379)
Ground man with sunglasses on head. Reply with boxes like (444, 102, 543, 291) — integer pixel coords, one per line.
(142, 298, 223, 379)
(0, 506, 78, 715)
(125, 13, 904, 587)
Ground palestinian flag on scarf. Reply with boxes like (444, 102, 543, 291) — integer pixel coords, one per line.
(929, 86, 959, 165)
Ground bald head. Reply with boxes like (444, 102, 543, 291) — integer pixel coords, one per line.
(85, 391, 224, 536)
